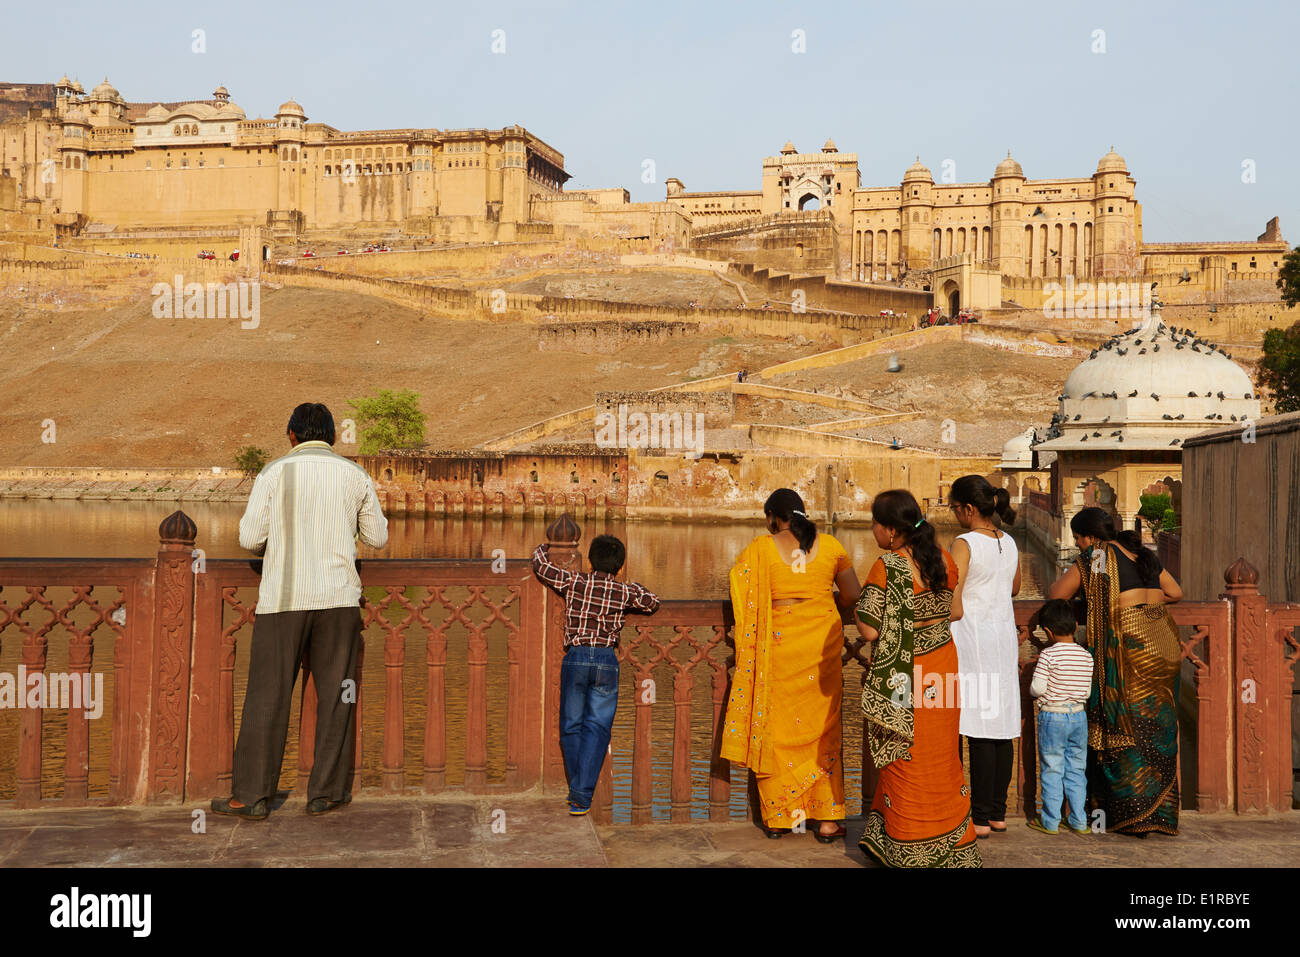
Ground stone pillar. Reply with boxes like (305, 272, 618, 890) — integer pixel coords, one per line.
(148, 510, 197, 802)
(1221, 557, 1283, 811)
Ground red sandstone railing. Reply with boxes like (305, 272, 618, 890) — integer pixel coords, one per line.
(0, 512, 1295, 821)
(1027, 490, 1052, 514)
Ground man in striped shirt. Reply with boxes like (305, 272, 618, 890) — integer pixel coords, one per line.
(212, 403, 388, 820)
(1028, 599, 1094, 835)
(532, 534, 660, 814)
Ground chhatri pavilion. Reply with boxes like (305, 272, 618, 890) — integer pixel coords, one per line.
(1023, 301, 1261, 563)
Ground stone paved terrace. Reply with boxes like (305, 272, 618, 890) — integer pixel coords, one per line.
(1, 795, 1296, 867)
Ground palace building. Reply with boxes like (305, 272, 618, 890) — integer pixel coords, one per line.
(0, 76, 689, 246)
(668, 142, 1288, 299)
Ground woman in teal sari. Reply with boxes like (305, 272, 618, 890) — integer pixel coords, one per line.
(1046, 507, 1183, 836)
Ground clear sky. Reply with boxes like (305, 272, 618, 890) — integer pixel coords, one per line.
(12, 0, 1297, 243)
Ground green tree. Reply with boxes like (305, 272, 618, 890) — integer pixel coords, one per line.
(1161, 508, 1178, 532)
(348, 389, 426, 454)
(1138, 492, 1171, 524)
(234, 445, 269, 478)
(1258, 321, 1300, 414)
(1277, 245, 1300, 307)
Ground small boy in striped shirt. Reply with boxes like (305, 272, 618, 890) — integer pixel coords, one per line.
(1028, 599, 1094, 835)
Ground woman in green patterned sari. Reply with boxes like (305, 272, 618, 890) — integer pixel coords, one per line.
(1045, 507, 1184, 836)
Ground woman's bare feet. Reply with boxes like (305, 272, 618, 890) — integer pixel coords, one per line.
(988, 820, 1007, 832)
(973, 823, 992, 838)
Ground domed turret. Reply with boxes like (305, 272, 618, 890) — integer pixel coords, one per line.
(1036, 303, 1261, 452)
(276, 98, 306, 117)
(993, 151, 1024, 179)
(822, 137, 837, 153)
(213, 84, 230, 102)
(144, 104, 168, 119)
(780, 140, 797, 155)
(1096, 147, 1126, 174)
(71, 78, 84, 94)
(90, 77, 121, 101)
(902, 156, 932, 182)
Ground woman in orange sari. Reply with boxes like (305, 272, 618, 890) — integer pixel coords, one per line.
(855, 489, 982, 867)
(721, 488, 861, 841)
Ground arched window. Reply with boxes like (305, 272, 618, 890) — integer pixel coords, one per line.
(173, 125, 180, 135)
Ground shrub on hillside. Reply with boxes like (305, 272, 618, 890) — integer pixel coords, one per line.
(348, 389, 426, 455)
(234, 445, 269, 478)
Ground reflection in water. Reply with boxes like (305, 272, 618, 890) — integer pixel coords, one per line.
(0, 500, 1058, 599)
(0, 501, 1059, 817)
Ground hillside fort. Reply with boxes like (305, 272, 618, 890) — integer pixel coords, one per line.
(0, 75, 1287, 307)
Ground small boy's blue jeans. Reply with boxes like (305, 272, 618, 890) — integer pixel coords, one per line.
(559, 645, 620, 808)
(1037, 707, 1088, 832)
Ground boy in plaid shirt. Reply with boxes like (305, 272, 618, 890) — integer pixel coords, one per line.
(532, 534, 660, 814)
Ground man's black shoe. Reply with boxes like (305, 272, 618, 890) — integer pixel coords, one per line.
(306, 794, 352, 816)
(211, 797, 269, 820)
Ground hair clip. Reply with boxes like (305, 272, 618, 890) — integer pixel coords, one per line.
(913, 518, 923, 528)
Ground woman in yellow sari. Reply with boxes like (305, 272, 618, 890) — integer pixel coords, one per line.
(855, 489, 982, 867)
(721, 488, 861, 841)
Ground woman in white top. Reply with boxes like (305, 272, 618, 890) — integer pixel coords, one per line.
(948, 475, 1022, 839)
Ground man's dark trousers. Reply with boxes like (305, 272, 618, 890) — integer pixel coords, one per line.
(232, 606, 362, 806)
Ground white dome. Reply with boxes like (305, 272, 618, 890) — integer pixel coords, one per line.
(1037, 303, 1261, 452)
(999, 427, 1037, 468)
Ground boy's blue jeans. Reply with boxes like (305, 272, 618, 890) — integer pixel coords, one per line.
(1037, 707, 1088, 832)
(559, 645, 620, 808)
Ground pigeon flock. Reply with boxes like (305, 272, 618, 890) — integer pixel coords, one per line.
(1038, 317, 1255, 448)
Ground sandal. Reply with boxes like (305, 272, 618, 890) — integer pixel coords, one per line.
(988, 821, 1007, 833)
(814, 823, 847, 844)
(761, 825, 791, 839)
(973, 824, 991, 840)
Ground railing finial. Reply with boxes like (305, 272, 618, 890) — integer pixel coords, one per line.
(159, 509, 197, 545)
(545, 513, 581, 546)
(1223, 556, 1259, 589)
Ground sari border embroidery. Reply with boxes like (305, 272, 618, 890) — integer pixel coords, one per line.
(860, 551, 916, 770)
(859, 809, 983, 868)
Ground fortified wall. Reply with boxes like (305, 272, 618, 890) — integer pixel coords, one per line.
(537, 321, 701, 353)
(692, 211, 842, 273)
(358, 449, 628, 518)
(729, 261, 932, 315)
(986, 299, 1297, 350)
(358, 447, 1006, 523)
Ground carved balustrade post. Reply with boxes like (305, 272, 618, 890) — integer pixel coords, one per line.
(1221, 557, 1276, 811)
(148, 511, 197, 802)
(14, 592, 49, 808)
